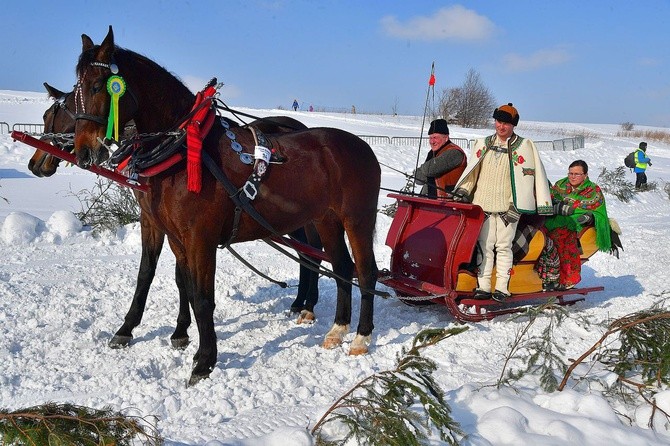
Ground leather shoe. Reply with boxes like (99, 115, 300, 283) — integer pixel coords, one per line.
(542, 282, 559, 292)
(492, 290, 511, 303)
(472, 289, 491, 300)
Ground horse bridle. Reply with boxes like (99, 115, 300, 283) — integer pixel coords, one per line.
(74, 61, 139, 131)
(39, 91, 76, 151)
(46, 92, 76, 133)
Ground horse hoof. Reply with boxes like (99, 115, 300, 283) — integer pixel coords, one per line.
(297, 310, 315, 324)
(187, 372, 210, 387)
(171, 337, 190, 349)
(349, 334, 371, 356)
(109, 334, 132, 349)
(322, 324, 349, 349)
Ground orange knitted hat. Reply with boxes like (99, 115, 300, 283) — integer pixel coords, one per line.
(492, 103, 519, 126)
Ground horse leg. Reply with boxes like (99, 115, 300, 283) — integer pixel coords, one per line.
(291, 224, 323, 324)
(317, 217, 355, 349)
(170, 261, 191, 349)
(345, 219, 378, 356)
(109, 215, 165, 348)
(176, 241, 218, 386)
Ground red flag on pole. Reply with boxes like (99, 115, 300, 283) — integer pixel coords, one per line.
(429, 73, 435, 86)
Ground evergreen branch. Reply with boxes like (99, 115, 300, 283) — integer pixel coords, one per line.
(312, 327, 467, 445)
(497, 300, 568, 390)
(559, 310, 670, 391)
(0, 402, 162, 446)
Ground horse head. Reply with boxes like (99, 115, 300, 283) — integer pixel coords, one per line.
(73, 26, 134, 168)
(72, 26, 192, 169)
(28, 83, 76, 177)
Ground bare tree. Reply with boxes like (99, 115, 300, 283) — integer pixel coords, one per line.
(391, 96, 399, 116)
(439, 68, 496, 128)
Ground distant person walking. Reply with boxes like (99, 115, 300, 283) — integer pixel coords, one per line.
(292, 99, 299, 111)
(634, 141, 651, 190)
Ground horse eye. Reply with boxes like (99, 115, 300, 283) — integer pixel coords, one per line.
(91, 81, 104, 94)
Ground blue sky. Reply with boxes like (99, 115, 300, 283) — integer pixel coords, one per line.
(1, 1, 668, 126)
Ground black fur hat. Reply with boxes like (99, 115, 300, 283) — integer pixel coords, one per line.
(639, 141, 647, 150)
(428, 118, 449, 135)
(492, 103, 520, 126)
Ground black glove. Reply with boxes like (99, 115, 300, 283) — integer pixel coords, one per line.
(503, 205, 520, 224)
(648, 161, 652, 166)
(577, 212, 593, 226)
(553, 202, 574, 216)
(451, 188, 470, 203)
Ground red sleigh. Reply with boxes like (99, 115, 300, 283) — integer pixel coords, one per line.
(377, 194, 604, 322)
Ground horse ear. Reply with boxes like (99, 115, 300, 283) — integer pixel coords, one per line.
(81, 34, 94, 52)
(98, 25, 115, 62)
(43, 82, 65, 99)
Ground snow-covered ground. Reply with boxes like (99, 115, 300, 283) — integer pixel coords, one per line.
(1, 89, 669, 445)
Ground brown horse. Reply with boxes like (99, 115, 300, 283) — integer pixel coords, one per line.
(71, 27, 380, 385)
(28, 83, 76, 177)
(29, 84, 322, 344)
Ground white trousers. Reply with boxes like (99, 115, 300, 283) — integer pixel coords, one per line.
(476, 213, 518, 294)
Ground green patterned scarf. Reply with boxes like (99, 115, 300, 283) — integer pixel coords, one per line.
(545, 176, 612, 252)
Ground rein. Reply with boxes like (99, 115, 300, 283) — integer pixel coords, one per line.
(201, 151, 390, 298)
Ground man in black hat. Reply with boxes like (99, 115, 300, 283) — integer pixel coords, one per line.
(413, 118, 466, 198)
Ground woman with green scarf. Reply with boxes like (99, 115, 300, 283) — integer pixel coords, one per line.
(537, 160, 612, 290)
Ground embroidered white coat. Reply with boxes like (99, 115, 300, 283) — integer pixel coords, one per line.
(455, 134, 553, 215)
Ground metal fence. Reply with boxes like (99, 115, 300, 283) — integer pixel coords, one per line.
(0, 120, 585, 153)
(357, 135, 391, 145)
(358, 134, 584, 152)
(385, 136, 471, 150)
(12, 123, 44, 134)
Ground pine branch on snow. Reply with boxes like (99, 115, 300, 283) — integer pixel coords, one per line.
(311, 327, 468, 446)
(0, 402, 162, 445)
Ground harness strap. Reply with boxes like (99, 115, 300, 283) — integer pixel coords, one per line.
(200, 151, 389, 298)
(225, 245, 288, 288)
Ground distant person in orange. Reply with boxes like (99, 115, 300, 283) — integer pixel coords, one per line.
(413, 118, 466, 198)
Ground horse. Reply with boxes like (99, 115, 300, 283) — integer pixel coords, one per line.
(28, 83, 76, 177)
(29, 84, 323, 341)
(70, 26, 379, 385)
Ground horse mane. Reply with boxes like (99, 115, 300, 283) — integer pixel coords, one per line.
(78, 45, 190, 91)
(77, 44, 195, 129)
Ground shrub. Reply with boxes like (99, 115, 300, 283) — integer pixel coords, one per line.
(597, 166, 635, 202)
(71, 178, 140, 233)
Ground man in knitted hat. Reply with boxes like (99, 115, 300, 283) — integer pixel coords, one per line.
(450, 103, 553, 302)
(413, 118, 466, 198)
(634, 141, 651, 190)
